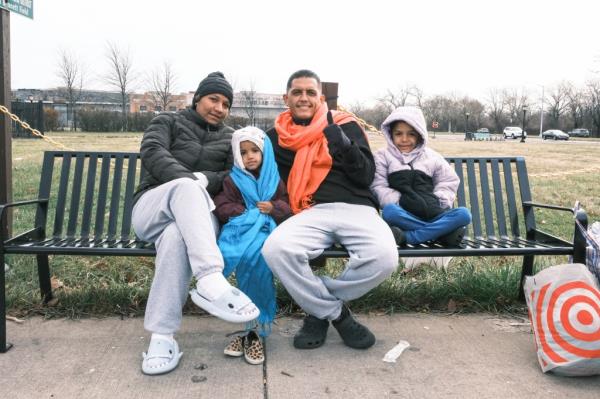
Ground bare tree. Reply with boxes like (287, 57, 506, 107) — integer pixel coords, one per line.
(503, 88, 530, 126)
(546, 82, 570, 129)
(348, 101, 389, 131)
(410, 85, 425, 108)
(422, 95, 445, 130)
(585, 79, 600, 136)
(56, 49, 85, 130)
(565, 82, 585, 129)
(240, 81, 258, 125)
(461, 97, 486, 129)
(148, 61, 177, 112)
(486, 88, 507, 134)
(377, 84, 415, 112)
(104, 42, 136, 131)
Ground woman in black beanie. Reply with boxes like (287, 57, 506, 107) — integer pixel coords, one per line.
(132, 71, 259, 375)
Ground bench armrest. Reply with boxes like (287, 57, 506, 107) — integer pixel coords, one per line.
(0, 199, 49, 244)
(524, 201, 588, 264)
(0, 198, 49, 217)
(522, 201, 573, 213)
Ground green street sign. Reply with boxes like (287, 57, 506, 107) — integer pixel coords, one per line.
(0, 0, 33, 19)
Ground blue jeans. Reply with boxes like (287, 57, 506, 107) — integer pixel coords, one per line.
(382, 204, 472, 245)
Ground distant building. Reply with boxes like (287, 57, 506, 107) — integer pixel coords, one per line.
(129, 92, 193, 113)
(13, 88, 123, 128)
(230, 91, 286, 120)
(11, 88, 287, 131)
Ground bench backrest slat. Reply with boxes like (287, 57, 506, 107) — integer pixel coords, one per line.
(106, 155, 124, 241)
(121, 156, 138, 241)
(80, 154, 99, 240)
(490, 159, 508, 238)
(66, 154, 85, 239)
(478, 158, 496, 238)
(93, 155, 111, 240)
(516, 159, 536, 235)
(36, 153, 55, 230)
(52, 155, 72, 238)
(501, 159, 520, 237)
(465, 159, 483, 238)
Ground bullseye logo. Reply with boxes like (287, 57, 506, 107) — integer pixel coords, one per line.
(530, 280, 600, 369)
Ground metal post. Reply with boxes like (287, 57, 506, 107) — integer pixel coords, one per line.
(321, 82, 338, 111)
(539, 86, 544, 137)
(464, 112, 470, 140)
(0, 8, 12, 353)
(28, 95, 34, 130)
(521, 105, 528, 143)
(0, 9, 11, 237)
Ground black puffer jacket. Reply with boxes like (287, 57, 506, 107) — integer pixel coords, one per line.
(387, 168, 447, 221)
(133, 108, 234, 204)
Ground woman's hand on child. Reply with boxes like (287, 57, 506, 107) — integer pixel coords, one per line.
(257, 201, 274, 214)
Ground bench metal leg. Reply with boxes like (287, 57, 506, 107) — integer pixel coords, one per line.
(0, 251, 14, 352)
(37, 255, 53, 303)
(519, 255, 535, 301)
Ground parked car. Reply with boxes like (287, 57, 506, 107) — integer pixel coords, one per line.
(503, 126, 527, 139)
(568, 128, 590, 137)
(542, 129, 569, 140)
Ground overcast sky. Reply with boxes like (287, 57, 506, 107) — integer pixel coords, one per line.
(9, 0, 600, 106)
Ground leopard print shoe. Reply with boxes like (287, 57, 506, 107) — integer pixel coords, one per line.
(243, 331, 264, 365)
(224, 335, 244, 357)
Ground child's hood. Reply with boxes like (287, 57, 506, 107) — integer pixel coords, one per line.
(231, 126, 265, 174)
(381, 106, 429, 159)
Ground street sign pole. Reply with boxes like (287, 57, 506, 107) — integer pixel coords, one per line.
(0, 7, 12, 353)
(0, 0, 33, 19)
(0, 8, 11, 239)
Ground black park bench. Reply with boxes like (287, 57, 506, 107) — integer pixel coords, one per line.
(0, 151, 588, 352)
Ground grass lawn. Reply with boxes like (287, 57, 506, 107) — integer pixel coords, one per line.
(4, 132, 600, 318)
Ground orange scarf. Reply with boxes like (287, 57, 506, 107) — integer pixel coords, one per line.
(274, 103, 356, 214)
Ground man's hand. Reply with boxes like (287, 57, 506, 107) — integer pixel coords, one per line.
(257, 201, 274, 214)
(323, 111, 351, 153)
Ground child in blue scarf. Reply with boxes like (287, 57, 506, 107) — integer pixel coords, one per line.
(214, 126, 292, 365)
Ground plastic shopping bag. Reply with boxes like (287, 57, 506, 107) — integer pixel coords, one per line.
(524, 263, 600, 376)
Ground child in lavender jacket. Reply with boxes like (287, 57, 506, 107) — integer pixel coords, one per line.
(371, 106, 471, 247)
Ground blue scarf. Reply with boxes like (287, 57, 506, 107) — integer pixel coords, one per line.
(218, 135, 280, 336)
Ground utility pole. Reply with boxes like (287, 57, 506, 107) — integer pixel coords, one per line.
(539, 85, 544, 136)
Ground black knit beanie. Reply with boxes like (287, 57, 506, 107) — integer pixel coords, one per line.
(192, 71, 233, 109)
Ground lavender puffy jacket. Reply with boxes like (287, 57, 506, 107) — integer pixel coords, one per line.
(370, 106, 459, 209)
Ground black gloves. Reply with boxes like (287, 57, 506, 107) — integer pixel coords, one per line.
(323, 111, 351, 154)
(388, 170, 447, 221)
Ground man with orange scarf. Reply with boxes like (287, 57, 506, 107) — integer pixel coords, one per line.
(262, 70, 399, 350)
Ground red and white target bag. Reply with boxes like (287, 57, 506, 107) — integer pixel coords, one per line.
(524, 263, 600, 376)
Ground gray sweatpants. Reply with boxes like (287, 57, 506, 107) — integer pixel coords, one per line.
(261, 203, 399, 321)
(132, 178, 222, 334)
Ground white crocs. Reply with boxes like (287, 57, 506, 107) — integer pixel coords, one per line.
(190, 287, 260, 323)
(141, 337, 183, 376)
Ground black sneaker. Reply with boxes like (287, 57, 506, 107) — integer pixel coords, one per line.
(293, 315, 329, 349)
(332, 305, 376, 349)
(389, 226, 407, 247)
(437, 226, 466, 248)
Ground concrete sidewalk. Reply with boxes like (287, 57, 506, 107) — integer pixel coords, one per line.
(1, 313, 599, 398)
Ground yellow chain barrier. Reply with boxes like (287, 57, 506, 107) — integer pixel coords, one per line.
(338, 105, 382, 135)
(0, 104, 74, 150)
